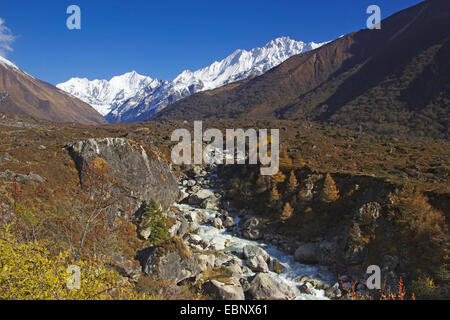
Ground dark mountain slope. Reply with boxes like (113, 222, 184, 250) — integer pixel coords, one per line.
(0, 59, 106, 125)
(153, 0, 449, 137)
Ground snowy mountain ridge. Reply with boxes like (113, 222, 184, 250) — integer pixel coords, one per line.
(57, 36, 327, 122)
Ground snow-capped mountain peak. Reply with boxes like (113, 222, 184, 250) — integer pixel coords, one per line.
(57, 36, 328, 122)
(0, 55, 19, 70)
(56, 71, 157, 116)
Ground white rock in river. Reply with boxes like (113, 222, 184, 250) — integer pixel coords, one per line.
(212, 217, 223, 229)
(246, 255, 269, 273)
(243, 245, 270, 262)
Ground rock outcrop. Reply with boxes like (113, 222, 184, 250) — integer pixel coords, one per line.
(68, 138, 179, 217)
(203, 279, 245, 300)
(137, 237, 202, 284)
(246, 273, 296, 300)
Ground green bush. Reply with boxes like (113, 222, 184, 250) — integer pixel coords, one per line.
(143, 200, 170, 246)
(410, 277, 437, 299)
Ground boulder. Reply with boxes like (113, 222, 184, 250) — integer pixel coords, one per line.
(317, 241, 339, 265)
(294, 243, 319, 264)
(188, 222, 200, 234)
(196, 254, 216, 271)
(68, 138, 179, 217)
(246, 256, 269, 273)
(0, 170, 45, 183)
(136, 237, 201, 284)
(246, 273, 296, 300)
(209, 237, 226, 251)
(188, 189, 214, 205)
(107, 253, 142, 282)
(271, 259, 285, 274)
(186, 234, 203, 246)
(201, 196, 220, 210)
(299, 281, 314, 294)
(224, 216, 235, 229)
(187, 179, 196, 187)
(184, 210, 208, 224)
(243, 245, 270, 262)
(242, 217, 264, 240)
(203, 279, 245, 300)
(177, 189, 189, 203)
(212, 217, 223, 229)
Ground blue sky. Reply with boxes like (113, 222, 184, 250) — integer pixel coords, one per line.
(1, 0, 423, 85)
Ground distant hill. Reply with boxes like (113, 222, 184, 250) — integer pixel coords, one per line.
(0, 56, 106, 125)
(153, 0, 449, 138)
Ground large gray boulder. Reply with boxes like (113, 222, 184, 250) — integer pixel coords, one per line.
(294, 243, 318, 264)
(294, 241, 339, 265)
(243, 245, 270, 262)
(246, 256, 269, 273)
(107, 253, 142, 282)
(246, 273, 296, 300)
(188, 189, 214, 205)
(136, 237, 202, 284)
(203, 279, 245, 300)
(68, 138, 179, 217)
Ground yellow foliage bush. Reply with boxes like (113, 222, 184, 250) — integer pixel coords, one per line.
(0, 225, 146, 300)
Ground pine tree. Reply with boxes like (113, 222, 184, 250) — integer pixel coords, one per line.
(281, 202, 293, 221)
(269, 184, 280, 203)
(321, 173, 340, 202)
(279, 148, 292, 168)
(287, 170, 299, 193)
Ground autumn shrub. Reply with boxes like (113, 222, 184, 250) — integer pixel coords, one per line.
(387, 183, 447, 278)
(410, 277, 437, 299)
(136, 276, 201, 300)
(339, 275, 407, 300)
(281, 202, 294, 221)
(0, 225, 146, 300)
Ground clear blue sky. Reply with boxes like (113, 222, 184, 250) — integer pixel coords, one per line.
(1, 0, 423, 85)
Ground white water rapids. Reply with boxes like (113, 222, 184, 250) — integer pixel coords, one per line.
(174, 197, 337, 300)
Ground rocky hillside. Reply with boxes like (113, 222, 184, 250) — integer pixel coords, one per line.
(153, 0, 450, 138)
(0, 114, 448, 299)
(214, 163, 449, 299)
(0, 56, 106, 125)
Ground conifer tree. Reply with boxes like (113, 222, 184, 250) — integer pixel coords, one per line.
(279, 148, 293, 168)
(287, 170, 299, 193)
(321, 173, 340, 202)
(269, 184, 280, 203)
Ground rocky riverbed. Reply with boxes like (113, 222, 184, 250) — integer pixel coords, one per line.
(137, 164, 349, 300)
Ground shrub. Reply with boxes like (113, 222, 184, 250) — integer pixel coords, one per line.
(410, 277, 437, 299)
(0, 225, 145, 300)
(281, 202, 294, 221)
(142, 200, 170, 246)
